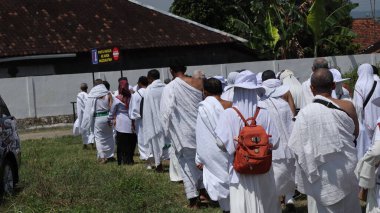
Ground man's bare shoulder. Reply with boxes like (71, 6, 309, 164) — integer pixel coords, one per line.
(332, 99, 356, 116)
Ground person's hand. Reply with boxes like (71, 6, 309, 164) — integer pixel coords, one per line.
(358, 188, 368, 202)
(196, 164, 203, 170)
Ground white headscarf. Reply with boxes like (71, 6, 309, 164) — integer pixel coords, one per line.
(256, 72, 263, 86)
(355, 63, 375, 99)
(231, 71, 263, 117)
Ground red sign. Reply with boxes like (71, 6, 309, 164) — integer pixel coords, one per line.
(112, 47, 120, 61)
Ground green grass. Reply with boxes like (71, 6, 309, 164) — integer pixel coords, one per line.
(0, 136, 220, 213)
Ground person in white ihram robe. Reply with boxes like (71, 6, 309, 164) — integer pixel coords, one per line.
(289, 69, 360, 213)
(195, 79, 230, 212)
(160, 67, 204, 207)
(81, 84, 115, 161)
(215, 70, 281, 213)
(129, 80, 149, 162)
(278, 69, 304, 110)
(354, 63, 380, 160)
(221, 71, 239, 102)
(261, 79, 296, 204)
(73, 83, 94, 147)
(356, 96, 380, 213)
(142, 76, 167, 171)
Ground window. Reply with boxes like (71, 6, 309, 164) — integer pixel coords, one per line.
(0, 96, 10, 117)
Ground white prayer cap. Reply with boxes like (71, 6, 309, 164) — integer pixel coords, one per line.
(227, 72, 239, 85)
(256, 72, 263, 86)
(373, 96, 380, 107)
(262, 79, 289, 98)
(224, 70, 264, 92)
(330, 68, 349, 83)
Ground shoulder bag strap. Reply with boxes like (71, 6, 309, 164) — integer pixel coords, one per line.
(232, 107, 248, 126)
(313, 99, 349, 116)
(364, 81, 377, 108)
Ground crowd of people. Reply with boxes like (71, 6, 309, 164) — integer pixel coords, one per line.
(72, 58, 380, 213)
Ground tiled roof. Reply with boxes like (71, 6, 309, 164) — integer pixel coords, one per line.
(352, 18, 380, 50)
(0, 0, 243, 58)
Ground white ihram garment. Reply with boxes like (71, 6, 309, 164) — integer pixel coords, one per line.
(354, 64, 380, 159)
(142, 80, 167, 166)
(356, 120, 380, 213)
(288, 95, 360, 212)
(215, 88, 280, 213)
(160, 77, 203, 199)
(74, 91, 94, 144)
(262, 97, 296, 196)
(301, 77, 314, 108)
(82, 85, 114, 159)
(129, 88, 149, 160)
(196, 96, 230, 211)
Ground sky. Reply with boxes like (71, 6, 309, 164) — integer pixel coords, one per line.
(136, 0, 379, 18)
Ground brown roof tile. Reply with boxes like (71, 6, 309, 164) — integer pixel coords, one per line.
(0, 0, 240, 58)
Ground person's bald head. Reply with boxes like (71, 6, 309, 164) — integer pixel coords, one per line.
(312, 58, 329, 72)
(311, 68, 335, 95)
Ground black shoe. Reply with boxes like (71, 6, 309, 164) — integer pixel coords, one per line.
(155, 164, 164, 173)
(107, 157, 116, 162)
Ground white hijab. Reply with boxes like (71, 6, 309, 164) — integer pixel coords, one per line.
(355, 63, 375, 99)
(227, 71, 239, 85)
(233, 88, 258, 118)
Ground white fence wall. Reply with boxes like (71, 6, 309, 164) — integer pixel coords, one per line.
(0, 53, 378, 119)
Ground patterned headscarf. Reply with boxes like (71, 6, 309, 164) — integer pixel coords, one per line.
(117, 79, 131, 108)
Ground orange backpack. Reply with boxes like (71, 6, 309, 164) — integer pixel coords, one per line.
(232, 107, 272, 175)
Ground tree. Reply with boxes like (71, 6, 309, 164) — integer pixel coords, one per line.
(170, 0, 359, 59)
(307, 0, 358, 57)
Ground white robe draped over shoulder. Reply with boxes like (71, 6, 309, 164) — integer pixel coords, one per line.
(196, 96, 230, 210)
(160, 77, 203, 152)
(356, 119, 380, 213)
(289, 95, 360, 212)
(142, 80, 166, 166)
(129, 87, 150, 160)
(262, 97, 296, 196)
(160, 77, 203, 199)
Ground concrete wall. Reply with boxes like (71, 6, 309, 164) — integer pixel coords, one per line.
(0, 53, 378, 119)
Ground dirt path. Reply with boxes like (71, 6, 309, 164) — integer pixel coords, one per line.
(19, 128, 73, 140)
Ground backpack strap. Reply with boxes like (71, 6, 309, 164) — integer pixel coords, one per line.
(364, 81, 377, 108)
(232, 107, 260, 126)
(232, 107, 248, 126)
(246, 107, 260, 126)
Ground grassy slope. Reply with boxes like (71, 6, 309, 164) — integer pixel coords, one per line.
(0, 136, 219, 213)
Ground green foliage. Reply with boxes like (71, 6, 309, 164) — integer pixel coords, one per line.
(170, 0, 360, 60)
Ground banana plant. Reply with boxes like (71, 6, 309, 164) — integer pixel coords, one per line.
(307, 0, 358, 57)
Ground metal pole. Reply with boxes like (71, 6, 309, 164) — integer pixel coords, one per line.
(120, 70, 123, 77)
(92, 72, 95, 86)
(71, 101, 76, 122)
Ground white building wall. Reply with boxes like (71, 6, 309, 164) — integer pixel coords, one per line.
(0, 53, 378, 119)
